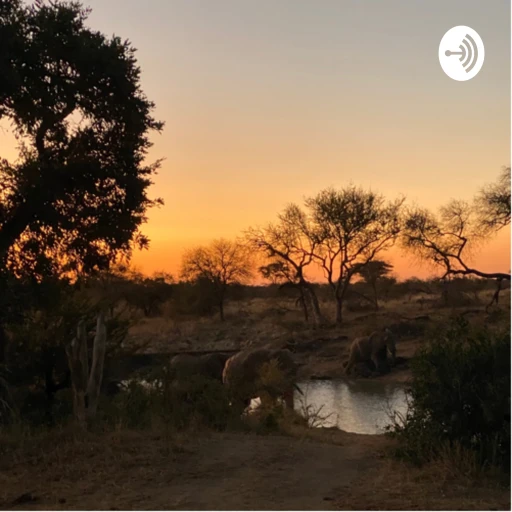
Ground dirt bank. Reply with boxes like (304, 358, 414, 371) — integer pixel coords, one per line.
(1, 428, 508, 510)
(122, 294, 510, 387)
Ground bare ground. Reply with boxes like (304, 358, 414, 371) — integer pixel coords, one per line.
(4, 294, 506, 509)
(124, 290, 511, 386)
(0, 428, 509, 511)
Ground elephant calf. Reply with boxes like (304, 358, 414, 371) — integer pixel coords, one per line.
(344, 328, 396, 375)
(222, 348, 302, 413)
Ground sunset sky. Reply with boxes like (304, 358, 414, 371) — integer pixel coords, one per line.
(2, 1, 510, 280)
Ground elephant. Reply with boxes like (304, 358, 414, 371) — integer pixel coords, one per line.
(222, 348, 303, 413)
(344, 328, 396, 376)
(168, 352, 231, 388)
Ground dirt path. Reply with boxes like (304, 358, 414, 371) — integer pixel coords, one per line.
(2, 429, 508, 510)
(1, 430, 384, 510)
(156, 434, 377, 510)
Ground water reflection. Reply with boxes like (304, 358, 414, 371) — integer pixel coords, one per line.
(294, 379, 408, 435)
(123, 376, 408, 435)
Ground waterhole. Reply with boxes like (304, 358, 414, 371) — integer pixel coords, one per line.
(292, 379, 409, 434)
(122, 377, 409, 435)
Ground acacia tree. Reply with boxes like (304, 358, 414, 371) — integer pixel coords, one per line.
(353, 260, 394, 310)
(259, 261, 292, 286)
(403, 170, 511, 308)
(181, 239, 252, 321)
(403, 201, 510, 281)
(477, 167, 511, 232)
(307, 186, 403, 324)
(247, 205, 323, 324)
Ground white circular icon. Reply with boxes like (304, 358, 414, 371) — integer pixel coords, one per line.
(439, 26, 485, 81)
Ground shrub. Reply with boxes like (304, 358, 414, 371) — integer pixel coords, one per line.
(106, 380, 156, 429)
(105, 370, 234, 431)
(168, 279, 218, 318)
(388, 317, 510, 472)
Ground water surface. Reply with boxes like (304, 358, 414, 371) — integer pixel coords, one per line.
(293, 379, 408, 435)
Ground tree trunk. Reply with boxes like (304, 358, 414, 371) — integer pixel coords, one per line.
(65, 320, 88, 427)
(334, 278, 351, 325)
(335, 297, 343, 324)
(486, 278, 503, 312)
(441, 279, 449, 306)
(86, 312, 107, 419)
(303, 283, 322, 325)
(219, 300, 225, 321)
(0, 323, 7, 365)
(372, 282, 379, 311)
(298, 288, 309, 322)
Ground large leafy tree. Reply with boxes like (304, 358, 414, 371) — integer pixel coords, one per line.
(0, 0, 163, 277)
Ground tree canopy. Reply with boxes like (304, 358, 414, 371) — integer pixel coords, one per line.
(477, 166, 511, 232)
(306, 186, 403, 323)
(0, 0, 163, 278)
(181, 239, 252, 320)
(403, 170, 511, 282)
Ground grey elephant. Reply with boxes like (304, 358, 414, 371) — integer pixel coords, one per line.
(344, 328, 396, 375)
(222, 348, 302, 413)
(169, 352, 231, 388)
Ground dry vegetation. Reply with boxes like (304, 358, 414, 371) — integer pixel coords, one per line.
(125, 286, 511, 385)
(1, 3, 509, 510)
(1, 283, 509, 511)
(0, 424, 509, 511)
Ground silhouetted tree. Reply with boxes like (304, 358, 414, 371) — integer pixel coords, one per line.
(477, 167, 511, 232)
(403, 199, 510, 282)
(119, 270, 173, 317)
(259, 261, 292, 286)
(247, 205, 323, 324)
(0, 0, 163, 277)
(307, 186, 403, 324)
(181, 239, 252, 321)
(0, 0, 163, 424)
(403, 171, 511, 310)
(354, 260, 394, 310)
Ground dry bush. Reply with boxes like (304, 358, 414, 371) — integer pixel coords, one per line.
(336, 454, 510, 511)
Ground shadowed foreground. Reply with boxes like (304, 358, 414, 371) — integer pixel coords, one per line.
(1, 429, 508, 511)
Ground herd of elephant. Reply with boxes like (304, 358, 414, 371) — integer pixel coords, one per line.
(166, 327, 397, 413)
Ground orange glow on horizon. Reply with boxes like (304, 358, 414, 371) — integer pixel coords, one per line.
(1, 1, 509, 283)
(132, 226, 510, 283)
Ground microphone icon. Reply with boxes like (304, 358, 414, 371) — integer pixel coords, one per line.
(439, 26, 485, 81)
(444, 34, 479, 73)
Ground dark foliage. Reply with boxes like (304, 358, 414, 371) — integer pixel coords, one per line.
(389, 317, 510, 472)
(0, 0, 163, 277)
(106, 371, 234, 431)
(170, 278, 219, 318)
